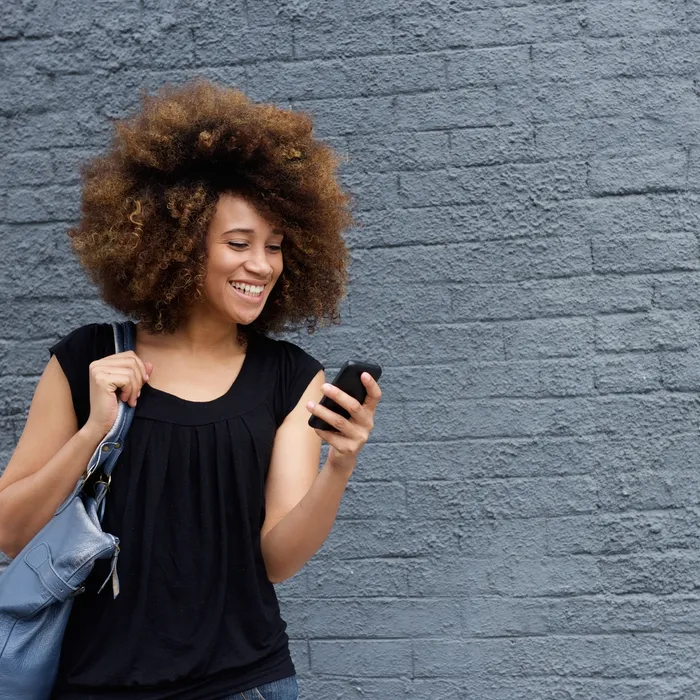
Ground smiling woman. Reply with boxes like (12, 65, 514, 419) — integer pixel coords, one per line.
(0, 80, 382, 700)
(67, 79, 351, 336)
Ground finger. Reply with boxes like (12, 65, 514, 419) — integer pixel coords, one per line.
(306, 401, 360, 438)
(124, 351, 150, 382)
(313, 428, 356, 454)
(96, 370, 137, 405)
(103, 352, 150, 382)
(360, 373, 382, 411)
(118, 365, 141, 405)
(319, 383, 364, 420)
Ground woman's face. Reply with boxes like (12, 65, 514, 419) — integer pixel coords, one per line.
(200, 193, 284, 326)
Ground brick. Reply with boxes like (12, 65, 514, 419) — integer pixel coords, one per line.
(347, 132, 450, 173)
(2, 299, 115, 340)
(195, 22, 292, 66)
(536, 116, 690, 160)
(399, 161, 588, 206)
(532, 77, 697, 123)
(95, 66, 248, 121)
(600, 554, 700, 595)
(55, 0, 141, 31)
(409, 556, 493, 597)
(592, 232, 700, 273)
(346, 201, 545, 249)
(5, 110, 111, 151)
(396, 84, 530, 130)
(597, 469, 700, 513)
(592, 393, 700, 437)
(462, 597, 548, 637)
(595, 354, 662, 394)
(446, 45, 531, 88)
(2, 0, 56, 38)
(408, 475, 598, 520)
(351, 238, 591, 284)
(415, 634, 697, 678)
(589, 149, 688, 196)
(0, 260, 96, 301)
(661, 348, 700, 391)
(319, 519, 459, 560)
(246, 0, 345, 26)
(411, 677, 700, 700)
(293, 96, 394, 136)
(339, 170, 400, 211)
(452, 277, 652, 321)
(359, 435, 604, 482)
(298, 678, 411, 700)
(503, 317, 594, 359)
(533, 36, 697, 84)
(385, 357, 592, 401)
(337, 481, 407, 520)
(306, 559, 409, 597)
(654, 272, 700, 310)
(449, 124, 536, 167)
(394, 5, 583, 52)
(546, 511, 700, 558)
(0, 74, 60, 118)
(310, 639, 412, 677)
(281, 598, 461, 637)
(5, 186, 80, 223)
(289, 639, 310, 673)
(50, 148, 98, 185)
(595, 311, 700, 353)
(559, 193, 700, 237)
(258, 53, 447, 101)
(0, 339, 55, 379)
(584, 0, 686, 38)
(294, 17, 393, 59)
(399, 396, 597, 440)
(1, 152, 54, 188)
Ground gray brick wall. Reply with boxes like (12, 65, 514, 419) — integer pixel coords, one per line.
(2, 1, 700, 698)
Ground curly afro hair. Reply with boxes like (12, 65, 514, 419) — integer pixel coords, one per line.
(68, 79, 352, 334)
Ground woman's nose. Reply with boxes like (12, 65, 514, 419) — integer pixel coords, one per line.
(244, 248, 273, 277)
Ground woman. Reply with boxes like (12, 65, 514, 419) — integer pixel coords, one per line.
(0, 80, 381, 700)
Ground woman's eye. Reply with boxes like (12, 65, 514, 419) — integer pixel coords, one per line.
(267, 245, 283, 253)
(227, 242, 247, 250)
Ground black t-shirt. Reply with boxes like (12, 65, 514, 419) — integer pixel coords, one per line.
(48, 321, 323, 700)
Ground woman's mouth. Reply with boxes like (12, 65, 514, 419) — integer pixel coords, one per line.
(229, 281, 265, 303)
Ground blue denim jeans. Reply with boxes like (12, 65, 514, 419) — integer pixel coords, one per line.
(225, 674, 298, 700)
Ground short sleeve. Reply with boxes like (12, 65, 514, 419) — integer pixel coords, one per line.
(272, 339, 324, 426)
(49, 323, 115, 429)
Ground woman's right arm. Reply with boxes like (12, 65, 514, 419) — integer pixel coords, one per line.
(0, 351, 150, 558)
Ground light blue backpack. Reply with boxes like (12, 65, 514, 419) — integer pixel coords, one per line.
(0, 321, 136, 699)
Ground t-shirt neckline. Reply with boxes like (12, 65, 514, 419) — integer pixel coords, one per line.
(131, 321, 261, 424)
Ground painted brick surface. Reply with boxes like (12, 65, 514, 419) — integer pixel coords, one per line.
(2, 1, 700, 698)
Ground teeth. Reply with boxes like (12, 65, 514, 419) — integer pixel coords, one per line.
(231, 282, 264, 296)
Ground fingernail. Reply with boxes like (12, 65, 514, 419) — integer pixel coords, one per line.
(307, 401, 315, 409)
(322, 383, 331, 391)
(137, 390, 141, 398)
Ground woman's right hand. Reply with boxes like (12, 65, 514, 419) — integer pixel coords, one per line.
(84, 351, 152, 436)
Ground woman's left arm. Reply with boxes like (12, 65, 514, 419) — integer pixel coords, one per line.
(260, 369, 382, 583)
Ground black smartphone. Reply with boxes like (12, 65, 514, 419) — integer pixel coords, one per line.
(308, 360, 382, 432)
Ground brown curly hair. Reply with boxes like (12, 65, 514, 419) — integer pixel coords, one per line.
(68, 79, 352, 334)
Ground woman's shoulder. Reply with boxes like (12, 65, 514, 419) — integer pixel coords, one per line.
(249, 330, 322, 370)
(249, 331, 324, 425)
(49, 321, 118, 365)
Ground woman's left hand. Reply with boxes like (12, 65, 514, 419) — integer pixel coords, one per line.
(306, 372, 382, 473)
